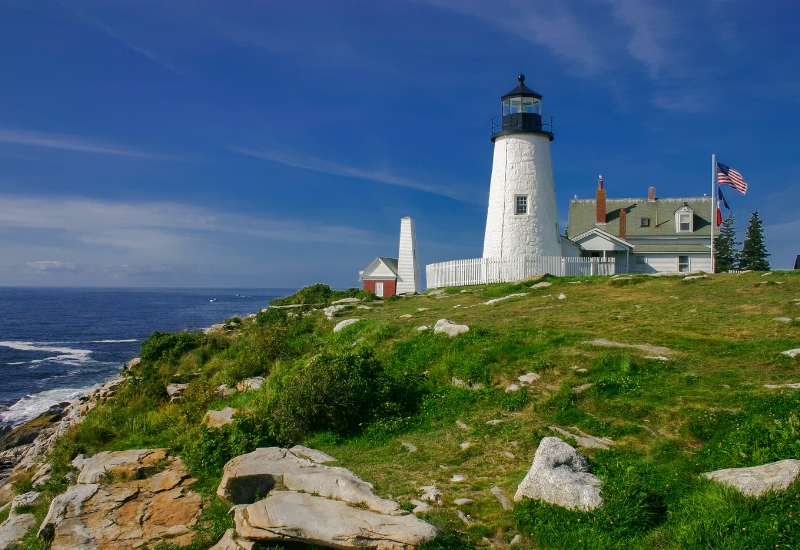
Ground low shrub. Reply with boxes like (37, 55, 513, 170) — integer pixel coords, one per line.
(140, 331, 204, 365)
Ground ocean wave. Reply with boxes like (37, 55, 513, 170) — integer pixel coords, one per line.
(0, 341, 92, 364)
(0, 386, 87, 428)
(90, 339, 139, 343)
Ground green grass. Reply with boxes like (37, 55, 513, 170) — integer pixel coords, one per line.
(8, 270, 800, 549)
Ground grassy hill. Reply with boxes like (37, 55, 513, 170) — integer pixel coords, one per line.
(9, 270, 800, 549)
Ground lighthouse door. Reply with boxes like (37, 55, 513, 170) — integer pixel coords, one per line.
(375, 282, 384, 297)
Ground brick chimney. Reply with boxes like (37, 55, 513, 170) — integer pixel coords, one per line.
(648, 186, 656, 202)
(619, 208, 627, 240)
(596, 175, 606, 224)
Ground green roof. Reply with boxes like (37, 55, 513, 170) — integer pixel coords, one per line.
(632, 244, 711, 253)
(568, 197, 713, 239)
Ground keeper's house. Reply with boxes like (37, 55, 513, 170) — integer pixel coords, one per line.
(566, 179, 714, 274)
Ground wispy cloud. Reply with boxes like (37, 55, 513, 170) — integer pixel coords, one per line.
(26, 261, 79, 274)
(0, 195, 379, 248)
(419, 0, 604, 75)
(54, 0, 184, 76)
(0, 126, 178, 160)
(606, 0, 676, 80)
(231, 146, 482, 204)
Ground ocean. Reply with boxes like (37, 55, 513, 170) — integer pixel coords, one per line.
(0, 287, 293, 429)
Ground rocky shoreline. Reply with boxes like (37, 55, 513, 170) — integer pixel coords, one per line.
(0, 358, 137, 505)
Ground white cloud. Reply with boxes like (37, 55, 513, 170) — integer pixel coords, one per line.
(231, 146, 483, 204)
(26, 261, 79, 273)
(0, 126, 177, 160)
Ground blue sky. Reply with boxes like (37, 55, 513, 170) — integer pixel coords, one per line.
(1, 0, 798, 288)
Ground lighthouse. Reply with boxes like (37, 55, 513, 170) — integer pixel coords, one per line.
(482, 75, 562, 259)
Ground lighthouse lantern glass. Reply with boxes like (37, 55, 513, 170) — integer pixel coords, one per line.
(502, 99, 510, 115)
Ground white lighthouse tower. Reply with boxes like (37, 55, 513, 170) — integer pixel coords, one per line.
(482, 75, 561, 258)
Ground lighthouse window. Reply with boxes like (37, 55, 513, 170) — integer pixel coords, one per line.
(502, 99, 510, 115)
(515, 195, 528, 215)
(522, 97, 534, 113)
(510, 97, 522, 113)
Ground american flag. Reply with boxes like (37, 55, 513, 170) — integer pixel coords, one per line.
(717, 162, 747, 195)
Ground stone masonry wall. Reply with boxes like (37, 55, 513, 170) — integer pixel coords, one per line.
(482, 134, 562, 258)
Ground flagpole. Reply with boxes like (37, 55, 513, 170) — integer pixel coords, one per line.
(711, 153, 716, 273)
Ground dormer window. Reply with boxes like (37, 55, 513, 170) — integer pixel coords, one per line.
(675, 205, 694, 233)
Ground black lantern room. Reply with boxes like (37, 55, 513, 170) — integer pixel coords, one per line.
(491, 75, 554, 142)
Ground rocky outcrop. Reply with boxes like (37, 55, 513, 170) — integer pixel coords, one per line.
(0, 513, 37, 550)
(434, 319, 469, 338)
(514, 437, 603, 511)
(38, 448, 202, 549)
(166, 383, 189, 403)
(217, 447, 439, 549)
(203, 407, 238, 429)
(217, 447, 399, 514)
(231, 491, 439, 549)
(0, 374, 126, 505)
(704, 459, 800, 497)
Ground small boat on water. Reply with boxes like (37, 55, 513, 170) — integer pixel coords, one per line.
(209, 298, 219, 302)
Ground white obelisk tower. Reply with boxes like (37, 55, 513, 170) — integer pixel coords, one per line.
(396, 216, 420, 294)
(482, 75, 561, 258)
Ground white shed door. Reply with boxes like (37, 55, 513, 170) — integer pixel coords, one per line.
(375, 282, 384, 297)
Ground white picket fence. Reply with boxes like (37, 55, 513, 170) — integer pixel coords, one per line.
(425, 256, 616, 289)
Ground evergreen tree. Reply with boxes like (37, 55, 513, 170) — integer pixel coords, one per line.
(738, 210, 770, 271)
(714, 213, 741, 272)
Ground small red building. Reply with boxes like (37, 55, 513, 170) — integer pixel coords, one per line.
(359, 257, 398, 297)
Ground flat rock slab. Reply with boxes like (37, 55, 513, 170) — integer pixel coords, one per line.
(490, 486, 513, 510)
(583, 338, 674, 356)
(704, 459, 800, 497)
(333, 319, 360, 333)
(434, 319, 469, 338)
(782, 349, 800, 358)
(236, 377, 264, 391)
(77, 448, 169, 484)
(764, 383, 800, 389)
(530, 281, 552, 289)
(9, 490, 39, 515)
(203, 407, 238, 429)
(484, 293, 527, 305)
(549, 426, 613, 450)
(210, 528, 253, 550)
(233, 491, 439, 550)
(514, 437, 603, 511)
(217, 447, 399, 515)
(323, 305, 349, 320)
(0, 513, 37, 550)
(289, 445, 337, 463)
(40, 450, 201, 549)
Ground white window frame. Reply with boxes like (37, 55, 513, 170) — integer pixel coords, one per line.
(675, 207, 694, 233)
(515, 194, 528, 215)
(678, 255, 690, 272)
